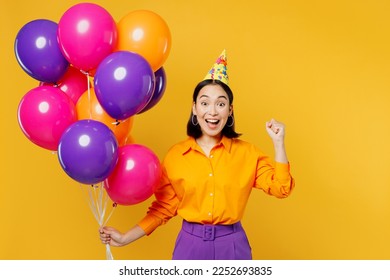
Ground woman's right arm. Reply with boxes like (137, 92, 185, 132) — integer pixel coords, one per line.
(98, 154, 181, 247)
(99, 225, 146, 247)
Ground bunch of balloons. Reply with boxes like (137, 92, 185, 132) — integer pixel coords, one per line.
(15, 3, 170, 206)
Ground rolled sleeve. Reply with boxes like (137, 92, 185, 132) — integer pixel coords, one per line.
(138, 214, 163, 236)
(275, 162, 292, 184)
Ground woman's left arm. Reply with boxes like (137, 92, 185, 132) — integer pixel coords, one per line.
(265, 119, 288, 163)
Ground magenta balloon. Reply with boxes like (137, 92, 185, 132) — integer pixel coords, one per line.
(104, 144, 161, 205)
(57, 3, 117, 71)
(17, 86, 77, 151)
(41, 66, 90, 105)
(58, 120, 119, 185)
(14, 19, 69, 83)
(138, 67, 167, 114)
(94, 51, 155, 120)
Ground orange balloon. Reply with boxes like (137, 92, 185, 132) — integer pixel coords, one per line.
(116, 10, 171, 71)
(122, 133, 136, 146)
(76, 88, 134, 145)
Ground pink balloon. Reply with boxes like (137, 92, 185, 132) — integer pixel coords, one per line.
(17, 85, 77, 151)
(57, 3, 117, 72)
(40, 66, 90, 105)
(105, 144, 161, 205)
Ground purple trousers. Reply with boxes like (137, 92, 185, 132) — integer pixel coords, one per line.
(172, 220, 252, 260)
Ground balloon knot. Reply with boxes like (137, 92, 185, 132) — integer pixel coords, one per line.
(113, 202, 118, 208)
(80, 70, 89, 76)
(112, 120, 120, 126)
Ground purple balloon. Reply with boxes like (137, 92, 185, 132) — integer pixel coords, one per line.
(14, 19, 69, 83)
(58, 120, 119, 185)
(138, 67, 167, 114)
(94, 51, 155, 120)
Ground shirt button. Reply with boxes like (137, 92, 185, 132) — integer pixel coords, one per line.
(210, 193, 213, 196)
(209, 173, 213, 177)
(210, 155, 214, 158)
(208, 212, 212, 216)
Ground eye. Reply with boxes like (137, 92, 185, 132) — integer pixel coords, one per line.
(217, 102, 226, 107)
(200, 101, 208, 106)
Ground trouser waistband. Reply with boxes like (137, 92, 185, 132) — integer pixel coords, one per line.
(182, 220, 242, 241)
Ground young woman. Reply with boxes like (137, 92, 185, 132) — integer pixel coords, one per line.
(99, 51, 295, 260)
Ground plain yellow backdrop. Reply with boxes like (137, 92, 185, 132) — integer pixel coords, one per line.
(1, 0, 390, 260)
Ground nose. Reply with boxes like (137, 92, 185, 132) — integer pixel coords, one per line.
(208, 105, 217, 116)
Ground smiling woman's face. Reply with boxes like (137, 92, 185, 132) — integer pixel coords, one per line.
(192, 84, 232, 139)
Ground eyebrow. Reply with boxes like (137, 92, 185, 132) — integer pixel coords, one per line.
(199, 94, 228, 100)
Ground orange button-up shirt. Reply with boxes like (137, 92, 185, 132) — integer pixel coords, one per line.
(138, 136, 295, 235)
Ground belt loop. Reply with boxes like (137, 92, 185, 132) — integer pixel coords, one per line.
(184, 220, 194, 234)
(233, 222, 240, 232)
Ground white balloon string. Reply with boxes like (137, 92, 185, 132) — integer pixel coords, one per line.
(99, 184, 108, 225)
(86, 186, 99, 222)
(103, 202, 117, 227)
(79, 183, 115, 260)
(100, 182, 117, 226)
(106, 243, 113, 260)
(97, 185, 104, 225)
(93, 185, 102, 222)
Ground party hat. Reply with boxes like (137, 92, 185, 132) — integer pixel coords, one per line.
(204, 49, 229, 85)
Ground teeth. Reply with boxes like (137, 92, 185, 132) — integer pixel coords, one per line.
(207, 119, 219, 123)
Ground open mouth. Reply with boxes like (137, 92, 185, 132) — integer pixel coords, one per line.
(206, 119, 220, 125)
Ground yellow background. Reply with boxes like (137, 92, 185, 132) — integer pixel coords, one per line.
(1, 0, 390, 260)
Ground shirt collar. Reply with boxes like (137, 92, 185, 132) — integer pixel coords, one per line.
(181, 136, 233, 155)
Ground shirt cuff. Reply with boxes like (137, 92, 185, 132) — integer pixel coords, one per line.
(137, 214, 162, 236)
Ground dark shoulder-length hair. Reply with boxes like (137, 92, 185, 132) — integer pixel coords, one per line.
(186, 79, 241, 139)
